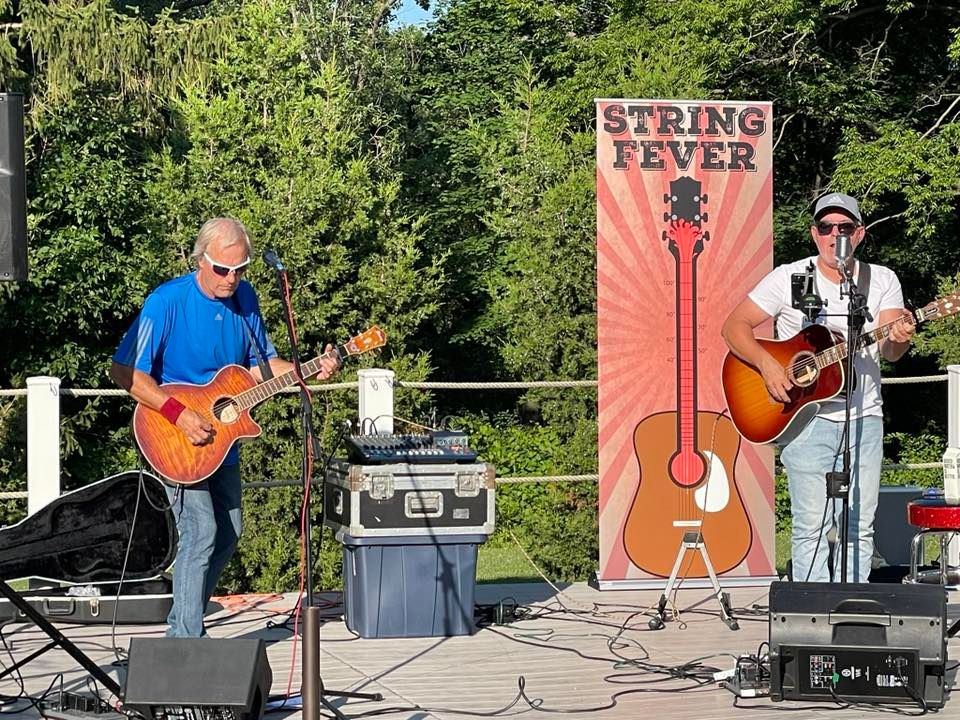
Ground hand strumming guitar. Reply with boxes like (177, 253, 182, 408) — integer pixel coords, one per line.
(176, 406, 215, 446)
(758, 353, 793, 404)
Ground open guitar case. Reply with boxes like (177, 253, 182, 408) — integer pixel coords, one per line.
(0, 470, 178, 625)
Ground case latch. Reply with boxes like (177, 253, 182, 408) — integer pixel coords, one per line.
(455, 472, 481, 497)
(369, 473, 394, 500)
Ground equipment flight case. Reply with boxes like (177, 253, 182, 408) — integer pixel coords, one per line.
(323, 460, 495, 537)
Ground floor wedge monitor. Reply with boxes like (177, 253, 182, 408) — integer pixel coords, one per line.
(124, 638, 272, 720)
(768, 581, 946, 708)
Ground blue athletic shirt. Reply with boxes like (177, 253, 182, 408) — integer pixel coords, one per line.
(113, 272, 278, 465)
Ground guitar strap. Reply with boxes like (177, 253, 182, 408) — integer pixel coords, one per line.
(229, 295, 274, 380)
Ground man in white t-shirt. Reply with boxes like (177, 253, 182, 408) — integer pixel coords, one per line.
(722, 192, 915, 583)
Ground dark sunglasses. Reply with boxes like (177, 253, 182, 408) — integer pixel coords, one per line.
(815, 221, 858, 236)
(204, 252, 250, 277)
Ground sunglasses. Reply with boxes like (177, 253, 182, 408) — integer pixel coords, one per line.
(203, 252, 250, 277)
(815, 221, 859, 236)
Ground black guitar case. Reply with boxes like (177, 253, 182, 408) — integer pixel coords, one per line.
(0, 470, 178, 624)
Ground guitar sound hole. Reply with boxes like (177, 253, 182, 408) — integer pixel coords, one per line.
(788, 352, 818, 387)
(214, 399, 241, 424)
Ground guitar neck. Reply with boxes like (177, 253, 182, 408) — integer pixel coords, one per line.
(234, 345, 346, 411)
(816, 308, 925, 368)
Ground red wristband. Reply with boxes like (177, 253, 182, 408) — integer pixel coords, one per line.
(159, 397, 186, 425)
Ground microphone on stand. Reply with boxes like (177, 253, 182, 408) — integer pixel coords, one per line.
(835, 233, 853, 296)
(263, 249, 285, 272)
(835, 233, 852, 272)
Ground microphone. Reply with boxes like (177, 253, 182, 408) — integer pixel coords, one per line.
(835, 233, 852, 270)
(262, 249, 285, 271)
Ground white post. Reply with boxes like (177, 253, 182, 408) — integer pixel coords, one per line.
(358, 369, 395, 435)
(26, 376, 61, 515)
(944, 366, 960, 569)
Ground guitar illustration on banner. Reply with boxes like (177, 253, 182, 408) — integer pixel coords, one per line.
(133, 326, 386, 485)
(622, 177, 752, 577)
(722, 292, 960, 444)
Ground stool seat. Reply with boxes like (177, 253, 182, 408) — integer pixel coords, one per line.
(908, 498, 960, 529)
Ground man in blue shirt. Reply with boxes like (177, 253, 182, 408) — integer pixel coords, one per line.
(111, 217, 340, 636)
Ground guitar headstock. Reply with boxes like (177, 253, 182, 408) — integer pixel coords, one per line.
(662, 176, 709, 262)
(919, 293, 960, 322)
(343, 326, 387, 356)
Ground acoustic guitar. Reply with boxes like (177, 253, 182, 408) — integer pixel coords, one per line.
(622, 177, 752, 577)
(133, 326, 386, 485)
(721, 293, 960, 444)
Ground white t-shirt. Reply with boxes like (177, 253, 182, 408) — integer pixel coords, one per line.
(748, 256, 904, 420)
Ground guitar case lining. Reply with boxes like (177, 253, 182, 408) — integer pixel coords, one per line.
(0, 470, 178, 625)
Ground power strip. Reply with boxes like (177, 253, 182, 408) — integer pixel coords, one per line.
(719, 658, 771, 698)
(40, 692, 125, 720)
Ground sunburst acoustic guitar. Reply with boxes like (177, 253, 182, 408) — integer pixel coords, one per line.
(622, 177, 752, 578)
(722, 294, 960, 444)
(133, 326, 386, 485)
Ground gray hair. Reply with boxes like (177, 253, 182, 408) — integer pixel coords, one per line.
(190, 217, 253, 264)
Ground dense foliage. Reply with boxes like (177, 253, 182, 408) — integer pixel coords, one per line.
(0, 0, 958, 584)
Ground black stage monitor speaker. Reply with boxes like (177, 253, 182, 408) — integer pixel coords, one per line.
(768, 581, 946, 708)
(124, 638, 272, 720)
(0, 93, 26, 282)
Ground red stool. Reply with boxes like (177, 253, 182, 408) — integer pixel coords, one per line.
(906, 498, 960, 586)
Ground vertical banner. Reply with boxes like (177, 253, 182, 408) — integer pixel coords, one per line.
(596, 100, 776, 584)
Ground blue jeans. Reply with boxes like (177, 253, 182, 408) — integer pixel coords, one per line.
(780, 415, 883, 583)
(164, 463, 242, 637)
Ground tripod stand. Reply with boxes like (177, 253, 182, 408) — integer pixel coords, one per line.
(648, 526, 739, 631)
(265, 254, 381, 720)
(0, 580, 124, 709)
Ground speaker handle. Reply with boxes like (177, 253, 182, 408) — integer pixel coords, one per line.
(829, 612, 891, 627)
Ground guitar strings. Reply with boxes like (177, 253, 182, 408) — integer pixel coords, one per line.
(783, 312, 917, 379)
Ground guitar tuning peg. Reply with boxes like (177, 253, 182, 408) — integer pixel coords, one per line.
(702, 193, 709, 204)
(702, 212, 709, 223)
(663, 212, 670, 222)
(663, 193, 670, 203)
(702, 231, 711, 242)
(661, 230, 668, 242)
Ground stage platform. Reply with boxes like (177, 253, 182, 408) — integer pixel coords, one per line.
(6, 580, 960, 719)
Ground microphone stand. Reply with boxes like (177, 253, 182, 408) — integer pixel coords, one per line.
(266, 253, 380, 720)
(827, 257, 871, 583)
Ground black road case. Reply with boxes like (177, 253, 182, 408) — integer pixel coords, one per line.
(323, 460, 495, 537)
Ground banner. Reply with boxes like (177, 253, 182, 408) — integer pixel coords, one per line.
(596, 100, 776, 583)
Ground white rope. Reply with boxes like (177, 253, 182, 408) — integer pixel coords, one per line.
(497, 474, 599, 483)
(0, 491, 26, 499)
(882, 375, 947, 384)
(495, 464, 940, 483)
(0, 374, 951, 396)
(397, 380, 597, 389)
(882, 462, 943, 470)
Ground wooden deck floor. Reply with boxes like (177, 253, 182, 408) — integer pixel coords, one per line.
(4, 581, 959, 719)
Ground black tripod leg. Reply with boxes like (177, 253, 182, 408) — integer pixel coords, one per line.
(947, 615, 960, 639)
(0, 580, 122, 697)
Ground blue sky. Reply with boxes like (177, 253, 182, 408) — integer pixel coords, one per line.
(394, 0, 433, 26)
